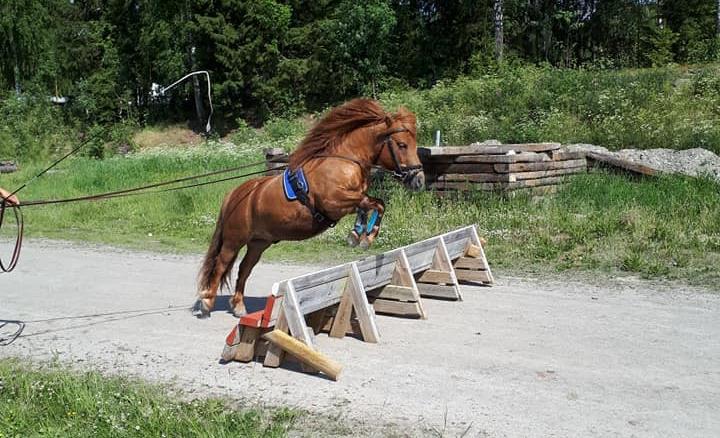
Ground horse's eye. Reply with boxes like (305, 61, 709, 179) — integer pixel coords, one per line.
(398, 142, 408, 149)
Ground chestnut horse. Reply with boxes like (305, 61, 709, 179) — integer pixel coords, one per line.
(194, 98, 424, 318)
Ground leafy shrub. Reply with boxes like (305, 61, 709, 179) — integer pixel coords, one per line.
(380, 64, 720, 154)
(0, 92, 76, 162)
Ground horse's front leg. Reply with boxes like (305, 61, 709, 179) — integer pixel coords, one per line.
(357, 196, 385, 250)
(347, 208, 367, 247)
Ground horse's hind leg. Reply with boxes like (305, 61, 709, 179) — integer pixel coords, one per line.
(230, 239, 272, 317)
(194, 240, 244, 318)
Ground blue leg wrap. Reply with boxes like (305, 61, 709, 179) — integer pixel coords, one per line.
(366, 210, 379, 234)
(353, 210, 366, 235)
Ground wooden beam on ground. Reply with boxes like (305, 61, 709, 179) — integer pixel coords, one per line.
(586, 152, 656, 177)
(262, 330, 343, 381)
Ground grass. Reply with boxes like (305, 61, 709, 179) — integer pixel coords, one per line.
(132, 124, 203, 150)
(2, 146, 719, 287)
(0, 358, 297, 437)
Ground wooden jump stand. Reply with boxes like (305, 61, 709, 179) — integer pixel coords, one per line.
(221, 225, 493, 379)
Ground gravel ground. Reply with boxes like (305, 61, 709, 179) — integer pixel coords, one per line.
(2, 240, 719, 437)
(566, 144, 720, 181)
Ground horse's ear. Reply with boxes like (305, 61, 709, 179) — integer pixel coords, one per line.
(384, 115, 393, 127)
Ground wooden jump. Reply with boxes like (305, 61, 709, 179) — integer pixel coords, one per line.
(221, 225, 493, 379)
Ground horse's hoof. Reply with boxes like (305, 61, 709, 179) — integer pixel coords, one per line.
(232, 306, 248, 318)
(346, 230, 360, 247)
(192, 299, 211, 319)
(359, 238, 371, 250)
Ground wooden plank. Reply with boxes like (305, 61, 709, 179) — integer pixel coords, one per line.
(455, 269, 492, 283)
(466, 244, 482, 259)
(429, 175, 568, 191)
(428, 173, 515, 183)
(348, 263, 379, 343)
(454, 256, 486, 270)
(323, 317, 360, 335)
(435, 237, 462, 300)
(263, 310, 288, 367)
(550, 149, 586, 161)
(470, 225, 494, 284)
(417, 269, 453, 284)
(416, 283, 461, 300)
(263, 330, 343, 381)
(396, 249, 427, 319)
(494, 159, 587, 173)
(282, 281, 315, 349)
(506, 176, 567, 189)
(421, 151, 551, 164)
(420, 143, 560, 156)
(511, 166, 586, 180)
(368, 284, 417, 302)
(371, 299, 423, 317)
(233, 327, 261, 363)
(306, 309, 330, 335)
(424, 162, 497, 174)
(329, 285, 353, 339)
(586, 152, 656, 176)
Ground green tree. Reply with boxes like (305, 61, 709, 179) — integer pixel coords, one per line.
(192, 0, 293, 122)
(0, 0, 52, 94)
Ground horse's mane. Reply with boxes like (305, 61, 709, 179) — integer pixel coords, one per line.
(289, 98, 415, 169)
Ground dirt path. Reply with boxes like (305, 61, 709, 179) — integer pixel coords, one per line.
(2, 241, 719, 437)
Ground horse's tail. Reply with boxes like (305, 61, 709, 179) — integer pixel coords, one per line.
(198, 209, 227, 292)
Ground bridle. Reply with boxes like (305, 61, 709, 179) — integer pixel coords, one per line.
(372, 126, 424, 184)
(310, 126, 423, 184)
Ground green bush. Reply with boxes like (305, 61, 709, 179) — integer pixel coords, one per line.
(0, 92, 76, 161)
(380, 64, 720, 154)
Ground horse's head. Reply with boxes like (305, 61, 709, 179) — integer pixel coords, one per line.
(375, 108, 425, 191)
